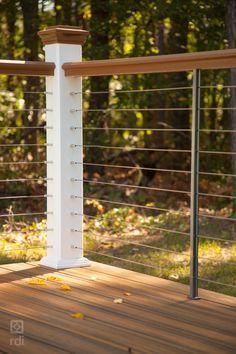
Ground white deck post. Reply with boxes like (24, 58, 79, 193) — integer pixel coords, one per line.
(38, 25, 90, 269)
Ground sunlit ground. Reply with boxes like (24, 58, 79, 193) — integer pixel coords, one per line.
(1, 206, 236, 296)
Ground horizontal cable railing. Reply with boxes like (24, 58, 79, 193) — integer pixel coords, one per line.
(0, 73, 52, 260)
(76, 68, 236, 298)
(0, 211, 52, 218)
(0, 161, 52, 165)
(1, 40, 235, 300)
(0, 126, 53, 129)
(0, 245, 53, 252)
(79, 179, 190, 195)
(83, 213, 190, 237)
(70, 86, 193, 95)
(74, 195, 178, 213)
(0, 90, 53, 94)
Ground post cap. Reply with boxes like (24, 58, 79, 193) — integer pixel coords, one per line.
(38, 25, 89, 45)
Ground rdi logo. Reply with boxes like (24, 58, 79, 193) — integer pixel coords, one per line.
(10, 320, 25, 346)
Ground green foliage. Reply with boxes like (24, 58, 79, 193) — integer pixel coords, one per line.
(0, 0, 235, 298)
(86, 207, 236, 297)
(0, 219, 47, 263)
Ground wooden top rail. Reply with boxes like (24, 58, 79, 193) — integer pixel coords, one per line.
(0, 60, 55, 76)
(62, 48, 236, 77)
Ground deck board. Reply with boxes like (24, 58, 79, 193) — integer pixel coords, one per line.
(0, 262, 235, 354)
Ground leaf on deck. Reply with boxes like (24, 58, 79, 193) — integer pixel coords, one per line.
(70, 312, 85, 319)
(28, 279, 47, 286)
(59, 284, 71, 291)
(113, 298, 123, 304)
(46, 275, 63, 282)
(124, 292, 132, 296)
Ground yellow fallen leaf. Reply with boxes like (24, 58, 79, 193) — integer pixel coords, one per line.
(124, 292, 132, 296)
(70, 312, 84, 319)
(59, 284, 71, 291)
(46, 275, 63, 282)
(113, 298, 123, 304)
(28, 279, 46, 286)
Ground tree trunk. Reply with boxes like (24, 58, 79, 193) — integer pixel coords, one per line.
(54, 0, 63, 24)
(87, 0, 110, 164)
(5, 0, 16, 90)
(6, 0, 16, 60)
(63, 0, 73, 25)
(226, 0, 236, 212)
(168, 17, 190, 151)
(20, 0, 40, 157)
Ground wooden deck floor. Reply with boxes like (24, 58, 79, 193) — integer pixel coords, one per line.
(0, 262, 235, 354)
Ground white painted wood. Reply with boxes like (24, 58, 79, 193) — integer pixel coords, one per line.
(40, 43, 90, 269)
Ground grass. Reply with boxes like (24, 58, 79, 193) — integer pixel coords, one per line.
(0, 219, 47, 264)
(84, 205, 236, 297)
(1, 206, 236, 297)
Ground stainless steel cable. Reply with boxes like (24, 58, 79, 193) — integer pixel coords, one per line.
(0, 211, 52, 218)
(82, 213, 190, 237)
(82, 127, 191, 132)
(199, 192, 236, 200)
(200, 129, 236, 133)
(0, 177, 52, 183)
(81, 196, 170, 213)
(0, 126, 52, 130)
(198, 234, 236, 243)
(82, 162, 191, 174)
(0, 143, 52, 147)
(79, 127, 236, 133)
(200, 107, 236, 110)
(199, 213, 236, 222)
(84, 213, 236, 243)
(0, 108, 52, 112)
(83, 213, 234, 243)
(81, 196, 236, 225)
(200, 85, 236, 89)
(81, 195, 188, 215)
(74, 107, 236, 113)
(86, 250, 176, 270)
(86, 227, 235, 266)
(85, 226, 190, 256)
(83, 165, 236, 177)
(0, 91, 52, 94)
(0, 245, 53, 252)
(82, 145, 191, 153)
(0, 229, 53, 235)
(199, 171, 236, 178)
(70, 86, 193, 95)
(0, 194, 52, 200)
(87, 230, 235, 267)
(79, 178, 190, 195)
(197, 278, 236, 288)
(124, 241, 190, 256)
(72, 107, 192, 112)
(0, 161, 52, 165)
(199, 150, 236, 156)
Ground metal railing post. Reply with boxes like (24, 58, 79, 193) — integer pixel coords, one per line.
(38, 25, 90, 269)
(190, 69, 201, 299)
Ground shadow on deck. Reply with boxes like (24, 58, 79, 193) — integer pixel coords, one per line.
(0, 261, 235, 354)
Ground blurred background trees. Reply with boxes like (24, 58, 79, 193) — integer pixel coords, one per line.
(0, 0, 236, 295)
(0, 0, 235, 216)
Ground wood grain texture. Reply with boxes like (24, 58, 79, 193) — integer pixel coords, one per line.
(0, 60, 55, 76)
(62, 48, 236, 76)
(0, 261, 235, 354)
